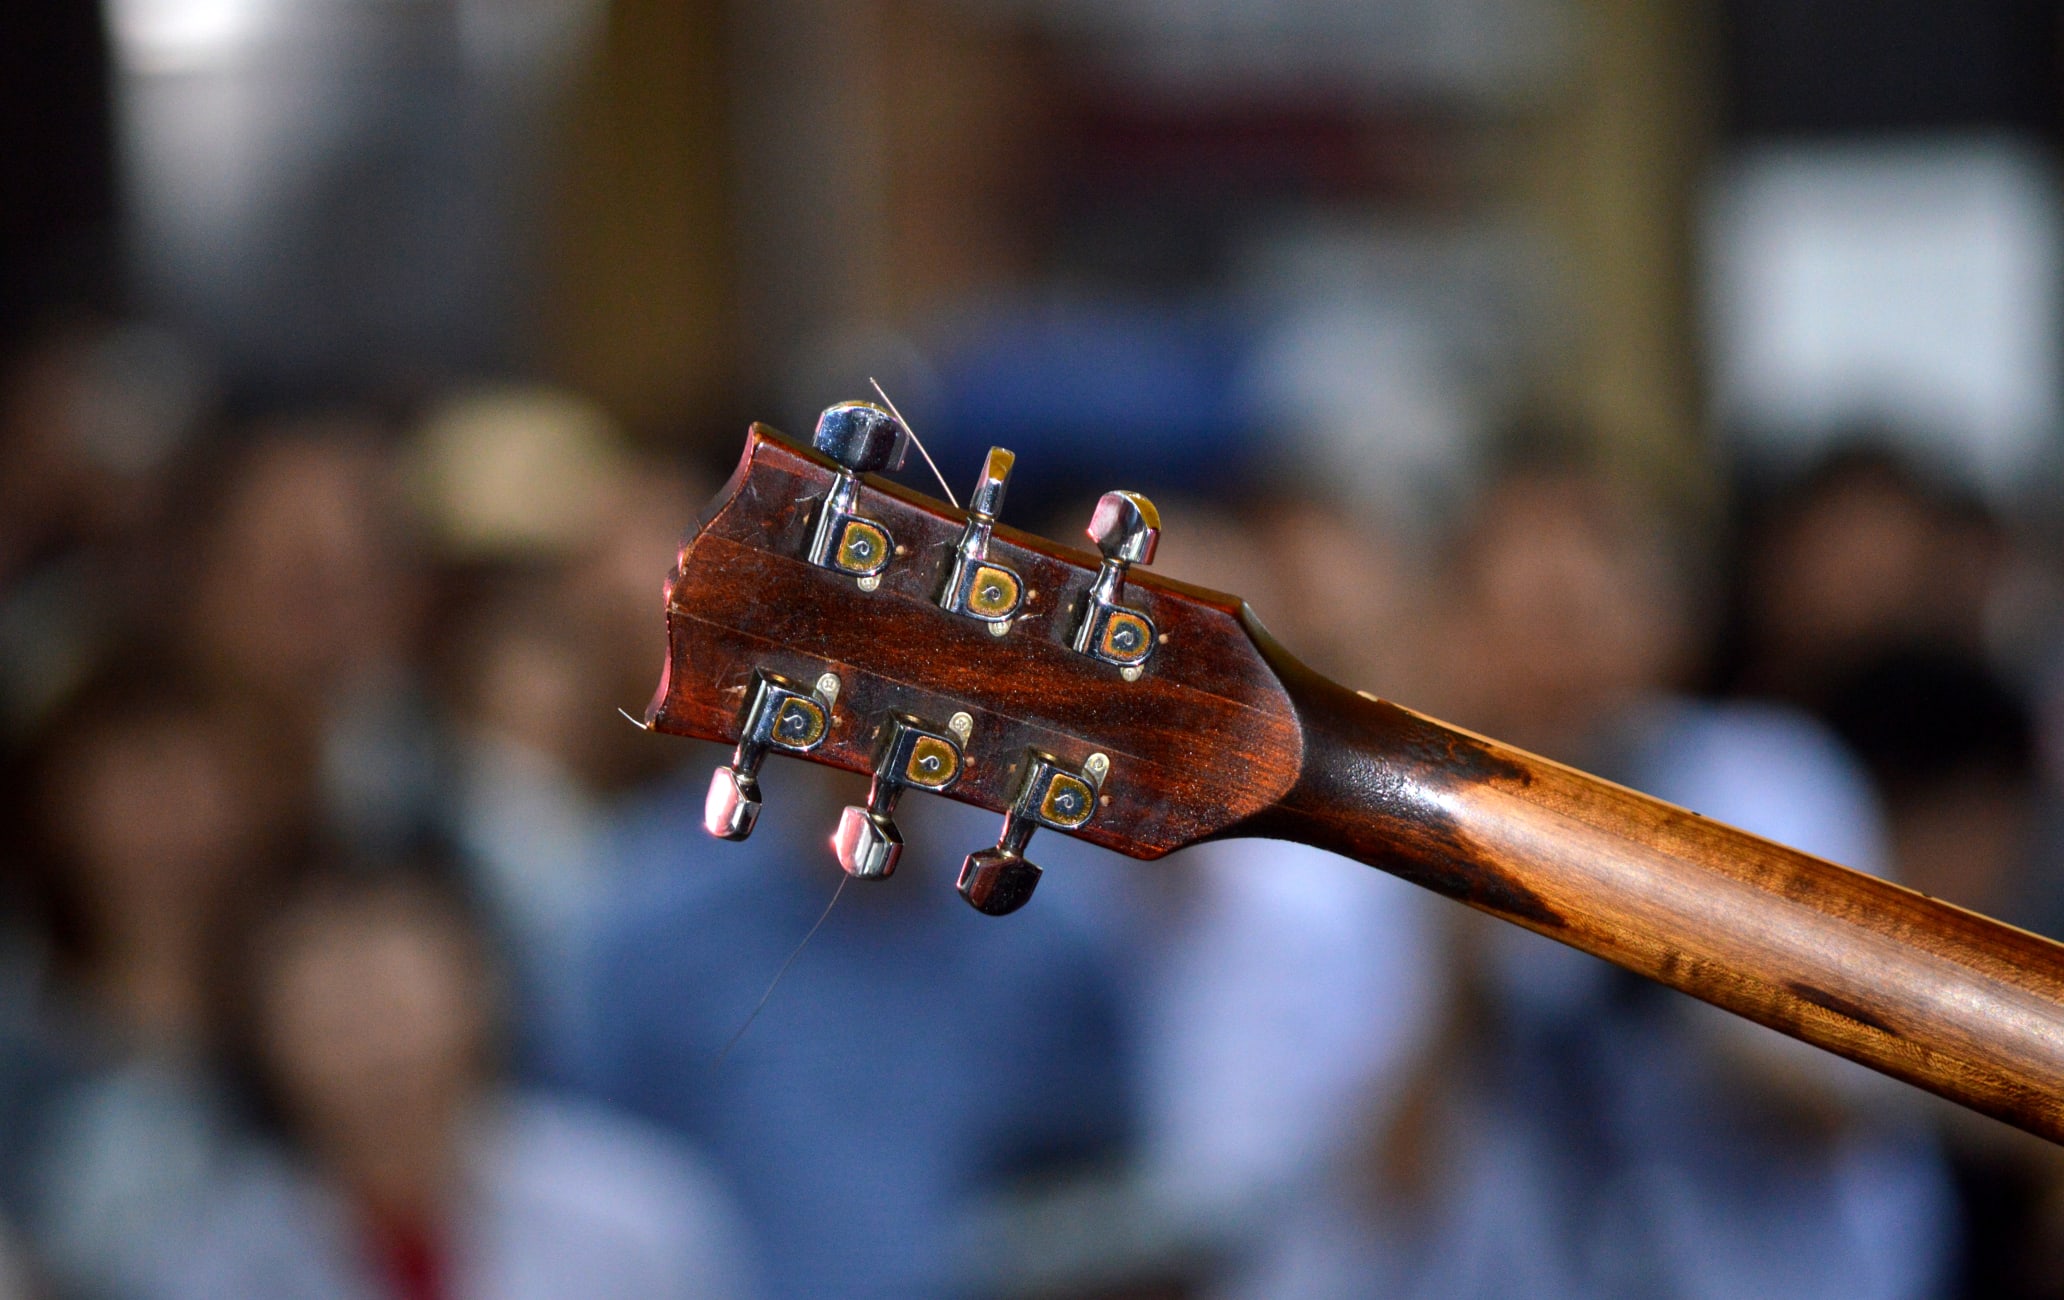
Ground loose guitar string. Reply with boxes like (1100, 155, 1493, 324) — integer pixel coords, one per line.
(869, 377, 959, 508)
(612, 710, 847, 1062)
(714, 384, 946, 1060)
(631, 384, 938, 1063)
(717, 874, 848, 1063)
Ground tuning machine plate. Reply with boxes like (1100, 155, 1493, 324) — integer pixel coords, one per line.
(833, 712, 966, 880)
(806, 402, 906, 583)
(957, 749, 1106, 916)
(705, 669, 838, 840)
(938, 447, 1026, 632)
(1072, 491, 1159, 675)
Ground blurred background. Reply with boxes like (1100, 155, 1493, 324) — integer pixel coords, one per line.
(8, 1, 2064, 1297)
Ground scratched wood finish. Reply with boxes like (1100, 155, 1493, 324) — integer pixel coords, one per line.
(1232, 624, 2064, 1142)
(645, 424, 1301, 855)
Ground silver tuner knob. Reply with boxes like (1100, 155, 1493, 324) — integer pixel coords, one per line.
(957, 750, 1103, 917)
(1071, 490, 1160, 673)
(704, 670, 835, 840)
(832, 712, 964, 880)
(807, 402, 908, 581)
(938, 447, 1025, 629)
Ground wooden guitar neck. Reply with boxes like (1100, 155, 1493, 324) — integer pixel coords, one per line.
(1237, 619, 2064, 1141)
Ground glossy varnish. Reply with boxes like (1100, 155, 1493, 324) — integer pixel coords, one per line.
(647, 425, 1302, 857)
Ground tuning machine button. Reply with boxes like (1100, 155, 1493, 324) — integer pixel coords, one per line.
(705, 670, 837, 840)
(957, 750, 1105, 916)
(807, 402, 907, 584)
(833, 713, 965, 880)
(1071, 491, 1160, 675)
(938, 447, 1026, 632)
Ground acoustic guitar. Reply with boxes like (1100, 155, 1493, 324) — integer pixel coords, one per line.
(642, 401, 2064, 1144)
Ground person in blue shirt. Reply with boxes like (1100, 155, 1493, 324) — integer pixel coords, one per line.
(556, 759, 1133, 1300)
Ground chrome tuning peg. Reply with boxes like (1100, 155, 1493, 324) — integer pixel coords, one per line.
(1071, 490, 1160, 676)
(957, 750, 1106, 916)
(807, 402, 908, 585)
(833, 712, 966, 880)
(938, 447, 1025, 631)
(705, 670, 837, 840)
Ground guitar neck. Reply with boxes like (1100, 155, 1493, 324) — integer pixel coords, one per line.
(1235, 622, 2064, 1142)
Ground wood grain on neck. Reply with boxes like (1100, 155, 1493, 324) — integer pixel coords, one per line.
(1235, 616, 2064, 1142)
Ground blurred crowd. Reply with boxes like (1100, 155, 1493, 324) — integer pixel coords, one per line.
(7, 310, 2064, 1300)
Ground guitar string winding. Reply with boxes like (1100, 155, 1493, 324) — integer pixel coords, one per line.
(869, 377, 958, 508)
(717, 873, 848, 1063)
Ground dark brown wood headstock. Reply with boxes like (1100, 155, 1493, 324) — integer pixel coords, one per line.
(643, 418, 1300, 859)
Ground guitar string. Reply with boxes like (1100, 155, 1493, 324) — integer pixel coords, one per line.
(704, 382, 930, 1063)
(610, 708, 844, 1062)
(716, 873, 848, 1064)
(611, 723, 845, 1060)
(869, 377, 959, 508)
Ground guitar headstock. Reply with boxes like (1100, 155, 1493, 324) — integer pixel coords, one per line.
(643, 403, 1301, 914)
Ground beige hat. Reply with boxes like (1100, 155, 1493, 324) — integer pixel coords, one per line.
(407, 385, 629, 560)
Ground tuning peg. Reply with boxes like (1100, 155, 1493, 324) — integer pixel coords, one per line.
(704, 670, 836, 840)
(1070, 490, 1160, 675)
(938, 447, 1025, 631)
(806, 402, 908, 584)
(957, 750, 1105, 916)
(833, 712, 965, 879)
(813, 400, 908, 474)
(1088, 490, 1159, 565)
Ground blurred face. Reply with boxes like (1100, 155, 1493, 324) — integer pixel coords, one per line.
(0, 327, 173, 574)
(258, 892, 488, 1170)
(46, 711, 272, 932)
(577, 464, 701, 683)
(465, 600, 590, 767)
(1, 335, 93, 570)
(453, 463, 704, 793)
(1140, 498, 1275, 597)
(190, 430, 418, 705)
(1891, 777, 2033, 915)
(1261, 505, 1420, 694)
(1447, 474, 1683, 758)
(553, 465, 704, 789)
(1751, 475, 1951, 689)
